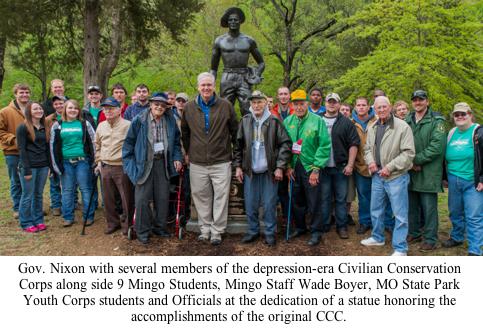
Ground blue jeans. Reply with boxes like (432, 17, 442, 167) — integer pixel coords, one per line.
(355, 171, 396, 229)
(18, 167, 49, 228)
(448, 173, 483, 255)
(60, 160, 95, 222)
(370, 173, 409, 253)
(321, 167, 348, 230)
(49, 173, 62, 209)
(243, 172, 278, 236)
(5, 155, 22, 212)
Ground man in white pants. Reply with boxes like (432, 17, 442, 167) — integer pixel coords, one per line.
(181, 72, 238, 246)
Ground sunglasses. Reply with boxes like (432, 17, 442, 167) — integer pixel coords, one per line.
(453, 112, 468, 118)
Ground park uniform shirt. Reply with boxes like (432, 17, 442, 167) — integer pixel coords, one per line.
(95, 117, 131, 166)
(446, 124, 477, 181)
(61, 120, 85, 159)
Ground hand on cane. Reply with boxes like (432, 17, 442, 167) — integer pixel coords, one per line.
(235, 167, 244, 183)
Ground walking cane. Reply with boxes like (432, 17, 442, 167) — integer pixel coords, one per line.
(81, 173, 98, 236)
(286, 177, 293, 242)
(175, 168, 184, 240)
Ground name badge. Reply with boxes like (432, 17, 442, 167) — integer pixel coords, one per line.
(154, 142, 164, 153)
(254, 141, 261, 150)
(292, 139, 302, 154)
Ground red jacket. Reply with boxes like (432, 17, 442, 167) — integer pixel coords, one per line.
(271, 103, 294, 122)
(98, 102, 128, 124)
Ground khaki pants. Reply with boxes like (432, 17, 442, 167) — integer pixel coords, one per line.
(190, 162, 231, 239)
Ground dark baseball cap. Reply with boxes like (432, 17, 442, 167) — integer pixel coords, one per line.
(411, 90, 428, 100)
(100, 96, 120, 108)
(87, 85, 102, 93)
(51, 95, 65, 102)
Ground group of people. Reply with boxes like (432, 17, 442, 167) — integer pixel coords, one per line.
(0, 74, 481, 256)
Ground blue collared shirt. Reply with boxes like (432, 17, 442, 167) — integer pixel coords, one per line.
(197, 95, 216, 134)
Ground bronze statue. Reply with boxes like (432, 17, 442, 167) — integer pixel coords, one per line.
(211, 7, 265, 116)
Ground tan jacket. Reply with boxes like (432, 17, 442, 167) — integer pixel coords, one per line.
(364, 115, 415, 181)
(95, 117, 131, 165)
(0, 101, 25, 155)
(353, 116, 377, 177)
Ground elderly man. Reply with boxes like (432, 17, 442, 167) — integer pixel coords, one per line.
(0, 83, 31, 218)
(406, 90, 446, 251)
(234, 90, 291, 246)
(95, 97, 133, 236)
(181, 72, 238, 246)
(320, 93, 360, 239)
(284, 89, 331, 246)
(361, 96, 415, 256)
(123, 93, 183, 244)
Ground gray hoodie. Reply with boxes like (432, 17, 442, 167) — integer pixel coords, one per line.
(251, 106, 271, 173)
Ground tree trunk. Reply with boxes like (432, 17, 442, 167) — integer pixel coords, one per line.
(83, 0, 101, 103)
(99, 0, 122, 96)
(0, 35, 7, 93)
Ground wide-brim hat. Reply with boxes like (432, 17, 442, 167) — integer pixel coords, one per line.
(221, 7, 245, 27)
(149, 92, 169, 104)
(452, 102, 471, 113)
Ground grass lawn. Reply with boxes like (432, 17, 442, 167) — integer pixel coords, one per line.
(0, 154, 467, 256)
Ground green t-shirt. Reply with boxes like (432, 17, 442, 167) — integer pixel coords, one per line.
(446, 124, 476, 181)
(61, 120, 85, 159)
(89, 105, 102, 125)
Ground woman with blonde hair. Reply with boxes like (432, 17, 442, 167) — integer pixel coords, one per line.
(50, 99, 96, 227)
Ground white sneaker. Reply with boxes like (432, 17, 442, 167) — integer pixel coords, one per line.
(391, 251, 407, 256)
(361, 237, 385, 246)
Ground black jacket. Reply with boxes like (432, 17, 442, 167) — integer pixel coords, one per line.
(474, 125, 483, 187)
(325, 112, 360, 168)
(50, 119, 96, 175)
(233, 113, 292, 176)
(16, 124, 51, 175)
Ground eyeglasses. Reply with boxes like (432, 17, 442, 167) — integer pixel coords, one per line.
(453, 112, 468, 118)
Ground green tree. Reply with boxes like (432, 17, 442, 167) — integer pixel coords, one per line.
(332, 0, 483, 121)
(69, 0, 204, 98)
(247, 0, 368, 90)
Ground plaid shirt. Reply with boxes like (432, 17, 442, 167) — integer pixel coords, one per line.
(150, 113, 164, 153)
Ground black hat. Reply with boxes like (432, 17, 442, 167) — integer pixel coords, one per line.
(100, 96, 120, 108)
(149, 92, 169, 104)
(221, 7, 245, 27)
(87, 85, 102, 94)
(411, 90, 428, 100)
(51, 95, 64, 102)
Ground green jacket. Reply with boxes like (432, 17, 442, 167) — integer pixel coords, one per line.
(405, 107, 446, 192)
(283, 111, 331, 172)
